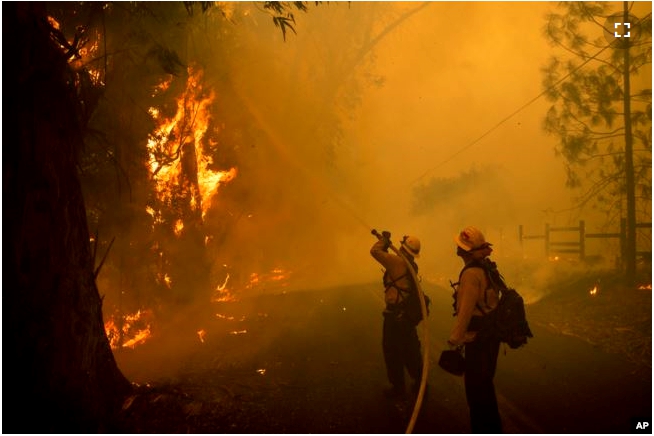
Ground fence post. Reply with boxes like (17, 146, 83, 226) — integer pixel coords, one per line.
(579, 220, 586, 261)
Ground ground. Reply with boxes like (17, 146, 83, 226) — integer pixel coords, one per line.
(112, 268, 652, 433)
(527, 270, 651, 380)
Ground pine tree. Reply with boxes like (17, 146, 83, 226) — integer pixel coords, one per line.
(542, 1, 652, 279)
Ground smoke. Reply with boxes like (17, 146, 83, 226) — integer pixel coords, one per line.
(176, 0, 646, 296)
(93, 2, 650, 381)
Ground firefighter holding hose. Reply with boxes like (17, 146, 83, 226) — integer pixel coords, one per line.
(370, 230, 426, 399)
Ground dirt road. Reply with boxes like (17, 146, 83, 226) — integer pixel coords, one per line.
(115, 282, 651, 433)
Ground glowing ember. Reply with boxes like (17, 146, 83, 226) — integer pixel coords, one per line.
(257, 369, 266, 375)
(47, 16, 61, 30)
(230, 330, 247, 335)
(197, 329, 206, 343)
(589, 285, 598, 296)
(245, 268, 292, 290)
(157, 272, 173, 289)
(638, 284, 652, 290)
(246, 273, 260, 288)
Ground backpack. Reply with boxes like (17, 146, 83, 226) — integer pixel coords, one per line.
(451, 258, 533, 349)
(384, 259, 430, 325)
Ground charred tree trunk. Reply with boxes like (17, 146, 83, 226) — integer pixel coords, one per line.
(3, 3, 131, 432)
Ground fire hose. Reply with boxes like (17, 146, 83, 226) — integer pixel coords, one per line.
(371, 229, 429, 434)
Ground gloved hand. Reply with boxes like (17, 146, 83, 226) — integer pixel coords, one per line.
(381, 230, 391, 250)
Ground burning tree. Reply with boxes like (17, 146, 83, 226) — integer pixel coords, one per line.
(4, 1, 393, 429)
(73, 2, 330, 346)
(2, 2, 313, 430)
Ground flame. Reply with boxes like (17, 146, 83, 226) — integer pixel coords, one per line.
(104, 309, 153, 350)
(589, 285, 598, 296)
(230, 330, 247, 335)
(146, 65, 237, 223)
(173, 219, 184, 236)
(212, 273, 237, 302)
(269, 268, 289, 281)
(246, 272, 261, 289)
(197, 329, 206, 343)
(152, 75, 173, 97)
(47, 16, 61, 30)
(197, 167, 237, 218)
(638, 284, 652, 290)
(122, 327, 152, 349)
(245, 268, 292, 290)
(156, 272, 173, 289)
(48, 15, 104, 85)
(211, 268, 293, 304)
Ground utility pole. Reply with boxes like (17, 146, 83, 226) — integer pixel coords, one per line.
(621, 1, 637, 283)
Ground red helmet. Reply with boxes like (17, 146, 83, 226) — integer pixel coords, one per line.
(455, 226, 492, 251)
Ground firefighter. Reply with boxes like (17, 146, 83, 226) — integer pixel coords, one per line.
(370, 231, 424, 398)
(449, 226, 502, 433)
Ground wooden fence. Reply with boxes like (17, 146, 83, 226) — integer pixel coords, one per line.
(519, 219, 652, 264)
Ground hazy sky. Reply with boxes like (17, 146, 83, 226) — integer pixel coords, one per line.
(258, 2, 619, 284)
(349, 2, 582, 216)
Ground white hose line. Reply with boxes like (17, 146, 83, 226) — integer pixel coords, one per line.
(384, 242, 429, 434)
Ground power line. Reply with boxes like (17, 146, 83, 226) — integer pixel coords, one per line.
(408, 43, 612, 187)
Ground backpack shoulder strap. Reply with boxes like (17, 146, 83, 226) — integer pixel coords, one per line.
(460, 259, 495, 315)
(451, 260, 485, 316)
(474, 259, 510, 316)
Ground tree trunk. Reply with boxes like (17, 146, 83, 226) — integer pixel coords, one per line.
(3, 3, 131, 432)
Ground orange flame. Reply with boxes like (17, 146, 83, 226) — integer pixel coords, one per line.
(589, 285, 598, 296)
(173, 219, 184, 236)
(104, 309, 153, 350)
(197, 329, 207, 343)
(212, 273, 237, 302)
(245, 268, 292, 290)
(146, 65, 237, 223)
